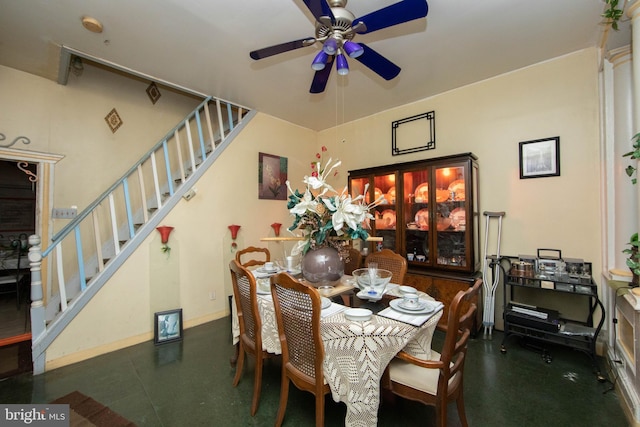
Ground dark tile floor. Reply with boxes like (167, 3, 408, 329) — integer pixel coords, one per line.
(0, 316, 628, 426)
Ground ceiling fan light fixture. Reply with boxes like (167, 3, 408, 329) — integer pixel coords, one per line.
(336, 53, 349, 76)
(322, 38, 338, 55)
(343, 41, 363, 58)
(311, 51, 329, 70)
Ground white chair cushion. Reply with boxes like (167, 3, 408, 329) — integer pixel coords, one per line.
(388, 350, 455, 395)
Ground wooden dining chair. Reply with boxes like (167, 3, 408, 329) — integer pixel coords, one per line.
(343, 246, 362, 275)
(235, 246, 270, 268)
(229, 259, 276, 416)
(365, 249, 408, 285)
(382, 278, 482, 427)
(270, 272, 331, 427)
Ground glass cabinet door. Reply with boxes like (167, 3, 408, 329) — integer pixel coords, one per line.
(403, 167, 431, 265)
(349, 176, 372, 237)
(371, 173, 397, 251)
(434, 163, 468, 269)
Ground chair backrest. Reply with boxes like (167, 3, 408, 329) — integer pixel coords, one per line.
(236, 246, 270, 268)
(343, 247, 362, 275)
(229, 259, 262, 352)
(270, 272, 324, 389)
(365, 249, 408, 285)
(438, 278, 482, 393)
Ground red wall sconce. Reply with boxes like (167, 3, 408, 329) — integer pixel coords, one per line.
(271, 222, 282, 237)
(228, 224, 241, 250)
(156, 226, 174, 255)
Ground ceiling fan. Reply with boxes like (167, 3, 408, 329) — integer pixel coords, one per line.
(249, 0, 429, 94)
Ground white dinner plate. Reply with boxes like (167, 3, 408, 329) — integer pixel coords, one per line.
(321, 297, 331, 309)
(389, 299, 437, 315)
(397, 300, 428, 311)
(256, 266, 278, 274)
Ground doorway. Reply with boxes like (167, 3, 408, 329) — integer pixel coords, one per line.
(0, 159, 36, 377)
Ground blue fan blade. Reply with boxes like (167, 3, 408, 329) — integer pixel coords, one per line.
(250, 38, 316, 60)
(302, 0, 334, 23)
(310, 61, 333, 93)
(355, 0, 428, 34)
(354, 44, 401, 81)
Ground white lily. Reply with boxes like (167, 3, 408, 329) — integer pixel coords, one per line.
(289, 188, 318, 216)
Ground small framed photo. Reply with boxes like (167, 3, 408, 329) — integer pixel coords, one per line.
(519, 137, 560, 179)
(154, 309, 183, 345)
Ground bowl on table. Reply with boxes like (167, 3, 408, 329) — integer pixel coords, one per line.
(351, 268, 393, 299)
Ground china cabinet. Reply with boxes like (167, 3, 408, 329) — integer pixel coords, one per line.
(348, 152, 480, 276)
(349, 153, 481, 331)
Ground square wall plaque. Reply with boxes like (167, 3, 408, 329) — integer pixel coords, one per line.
(146, 82, 161, 104)
(104, 108, 123, 133)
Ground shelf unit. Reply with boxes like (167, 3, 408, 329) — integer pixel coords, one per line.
(501, 264, 605, 379)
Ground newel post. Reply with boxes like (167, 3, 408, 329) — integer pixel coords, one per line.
(28, 235, 45, 337)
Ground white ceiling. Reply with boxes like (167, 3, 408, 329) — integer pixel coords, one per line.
(0, 0, 631, 131)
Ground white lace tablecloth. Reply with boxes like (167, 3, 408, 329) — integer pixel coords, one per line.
(231, 281, 442, 426)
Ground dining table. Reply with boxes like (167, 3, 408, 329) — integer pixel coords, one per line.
(231, 272, 443, 427)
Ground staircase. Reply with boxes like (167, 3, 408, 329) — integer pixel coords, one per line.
(28, 96, 255, 374)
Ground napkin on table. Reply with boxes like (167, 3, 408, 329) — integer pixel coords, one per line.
(321, 303, 347, 318)
(377, 301, 444, 327)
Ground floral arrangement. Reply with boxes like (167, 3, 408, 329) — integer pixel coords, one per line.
(286, 156, 383, 256)
(311, 146, 338, 178)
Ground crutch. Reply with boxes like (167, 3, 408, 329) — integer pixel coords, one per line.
(482, 211, 505, 336)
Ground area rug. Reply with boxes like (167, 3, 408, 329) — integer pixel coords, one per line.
(51, 391, 136, 427)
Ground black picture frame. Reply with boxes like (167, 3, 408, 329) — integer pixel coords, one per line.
(391, 111, 436, 156)
(154, 308, 183, 345)
(519, 137, 560, 179)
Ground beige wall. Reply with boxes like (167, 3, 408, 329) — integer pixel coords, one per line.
(0, 63, 202, 213)
(1, 47, 603, 366)
(45, 113, 317, 367)
(319, 48, 602, 322)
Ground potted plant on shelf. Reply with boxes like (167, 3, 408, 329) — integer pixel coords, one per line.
(623, 133, 640, 285)
(602, 0, 624, 31)
(624, 133, 640, 183)
(624, 233, 640, 286)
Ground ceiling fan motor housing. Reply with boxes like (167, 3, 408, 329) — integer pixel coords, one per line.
(315, 5, 356, 42)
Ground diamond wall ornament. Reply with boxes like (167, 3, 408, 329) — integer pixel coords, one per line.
(146, 82, 161, 104)
(105, 108, 123, 133)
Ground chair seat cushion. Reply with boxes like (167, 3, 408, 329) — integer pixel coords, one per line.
(388, 350, 454, 395)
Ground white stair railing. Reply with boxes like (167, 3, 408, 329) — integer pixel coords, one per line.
(28, 96, 255, 374)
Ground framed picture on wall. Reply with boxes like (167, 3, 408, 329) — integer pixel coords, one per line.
(154, 308, 183, 345)
(258, 152, 288, 200)
(519, 137, 560, 179)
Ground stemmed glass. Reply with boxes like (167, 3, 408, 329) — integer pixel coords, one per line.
(367, 263, 378, 296)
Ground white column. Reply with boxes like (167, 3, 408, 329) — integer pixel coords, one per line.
(609, 46, 635, 272)
(631, 2, 640, 235)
